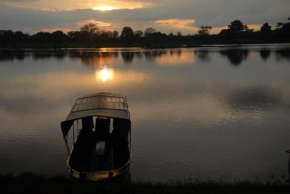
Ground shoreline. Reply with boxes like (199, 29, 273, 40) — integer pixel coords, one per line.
(0, 43, 290, 51)
(1, 40, 290, 50)
(1, 172, 289, 194)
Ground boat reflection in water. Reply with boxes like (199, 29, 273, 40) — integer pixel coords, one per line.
(60, 93, 131, 182)
(287, 150, 290, 182)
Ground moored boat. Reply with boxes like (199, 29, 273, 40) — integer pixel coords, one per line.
(60, 92, 131, 181)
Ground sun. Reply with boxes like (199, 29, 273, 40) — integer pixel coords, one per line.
(93, 6, 115, 11)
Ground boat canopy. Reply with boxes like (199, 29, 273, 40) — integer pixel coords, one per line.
(61, 92, 130, 138)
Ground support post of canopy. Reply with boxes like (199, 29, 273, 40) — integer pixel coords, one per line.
(73, 121, 75, 144)
(64, 136, 70, 155)
(77, 120, 80, 134)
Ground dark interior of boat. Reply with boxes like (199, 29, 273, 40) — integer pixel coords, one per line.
(69, 117, 130, 172)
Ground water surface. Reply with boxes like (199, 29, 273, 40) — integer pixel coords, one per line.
(0, 44, 290, 182)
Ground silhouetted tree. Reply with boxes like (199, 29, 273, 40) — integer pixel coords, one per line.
(260, 23, 272, 33)
(219, 29, 232, 40)
(120, 27, 134, 39)
(80, 23, 99, 39)
(168, 32, 174, 37)
(1, 18, 290, 48)
(112, 31, 119, 38)
(51, 30, 67, 41)
(33, 31, 52, 42)
(134, 30, 143, 38)
(144, 27, 157, 37)
(67, 31, 82, 40)
(276, 17, 290, 38)
(198, 26, 212, 35)
(176, 31, 182, 36)
(98, 29, 112, 39)
(14, 31, 29, 42)
(151, 31, 166, 38)
(1, 30, 14, 43)
(228, 20, 249, 34)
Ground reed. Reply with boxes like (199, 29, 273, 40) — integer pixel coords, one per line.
(0, 172, 289, 194)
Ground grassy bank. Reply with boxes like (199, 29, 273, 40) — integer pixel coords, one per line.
(0, 172, 289, 194)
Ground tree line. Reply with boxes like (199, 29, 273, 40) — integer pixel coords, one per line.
(0, 18, 289, 48)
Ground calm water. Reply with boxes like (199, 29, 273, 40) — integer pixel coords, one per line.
(0, 44, 290, 182)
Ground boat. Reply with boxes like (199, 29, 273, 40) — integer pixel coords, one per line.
(60, 92, 131, 181)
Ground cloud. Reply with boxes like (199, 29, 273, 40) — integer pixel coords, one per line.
(155, 19, 195, 29)
(0, 0, 36, 2)
(0, 0, 150, 11)
(77, 20, 112, 28)
(0, 0, 289, 34)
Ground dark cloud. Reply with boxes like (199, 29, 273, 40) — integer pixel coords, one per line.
(0, 0, 290, 33)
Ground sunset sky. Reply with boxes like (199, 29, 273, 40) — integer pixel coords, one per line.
(0, 0, 289, 35)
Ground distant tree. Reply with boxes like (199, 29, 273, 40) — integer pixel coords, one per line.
(176, 31, 182, 36)
(14, 31, 29, 42)
(120, 27, 134, 39)
(219, 29, 230, 36)
(80, 23, 99, 39)
(33, 31, 52, 42)
(277, 22, 284, 28)
(168, 32, 174, 37)
(197, 26, 212, 35)
(144, 27, 157, 37)
(260, 23, 272, 34)
(276, 18, 290, 37)
(150, 31, 165, 38)
(67, 31, 82, 40)
(161, 32, 168, 38)
(51, 30, 67, 41)
(2, 30, 14, 42)
(112, 31, 119, 38)
(228, 20, 248, 34)
(98, 29, 112, 39)
(134, 30, 143, 38)
(245, 28, 254, 33)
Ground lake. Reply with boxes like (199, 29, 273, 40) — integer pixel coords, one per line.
(0, 44, 290, 182)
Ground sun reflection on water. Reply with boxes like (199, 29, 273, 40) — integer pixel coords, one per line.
(96, 68, 114, 82)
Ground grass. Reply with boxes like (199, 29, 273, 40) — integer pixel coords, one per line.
(0, 172, 289, 194)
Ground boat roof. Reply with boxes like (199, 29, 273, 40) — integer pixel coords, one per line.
(65, 92, 130, 121)
(61, 92, 130, 138)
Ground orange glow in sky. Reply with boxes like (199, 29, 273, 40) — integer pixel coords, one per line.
(92, 6, 115, 11)
(77, 20, 112, 27)
(1, 0, 148, 11)
(155, 19, 196, 30)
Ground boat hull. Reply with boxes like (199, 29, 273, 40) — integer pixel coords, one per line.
(67, 159, 131, 182)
